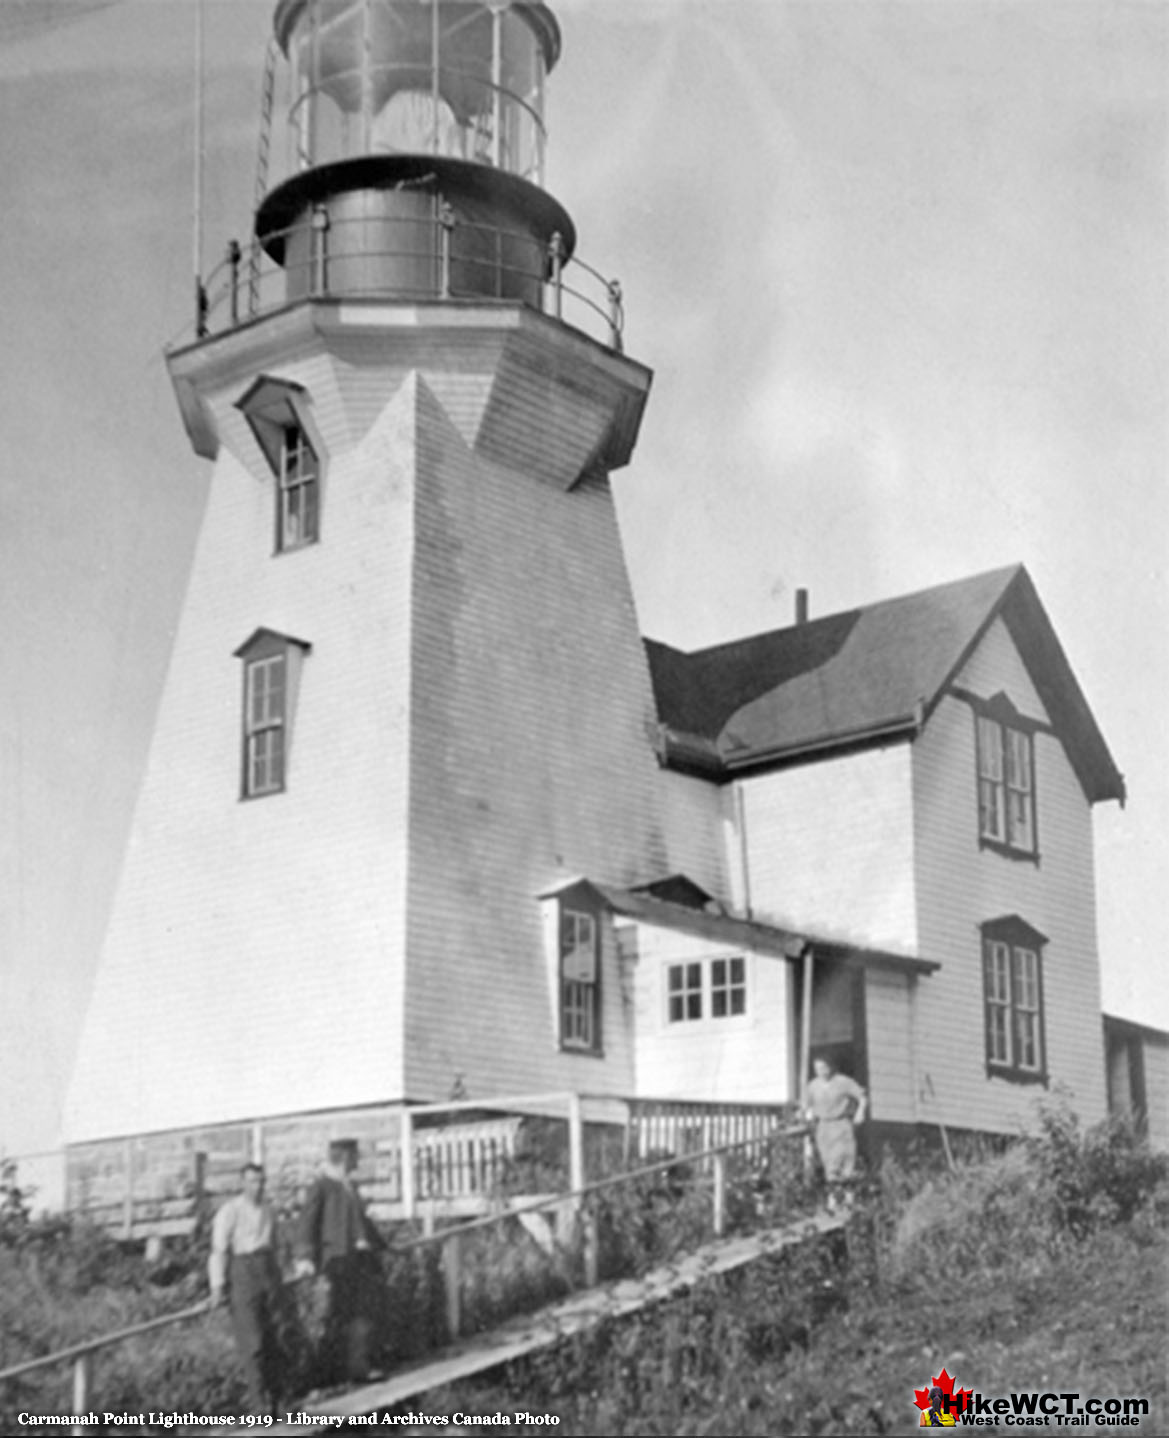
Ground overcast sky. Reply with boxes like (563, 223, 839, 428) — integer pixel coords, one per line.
(1, 0, 1165, 1163)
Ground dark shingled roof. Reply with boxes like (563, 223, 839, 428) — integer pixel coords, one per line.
(645, 564, 1125, 805)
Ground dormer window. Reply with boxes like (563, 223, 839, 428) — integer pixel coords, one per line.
(277, 422, 319, 550)
(234, 629, 311, 799)
(973, 694, 1038, 860)
(236, 376, 324, 554)
(560, 908, 601, 1054)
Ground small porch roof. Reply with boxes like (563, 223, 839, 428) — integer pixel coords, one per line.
(540, 877, 939, 977)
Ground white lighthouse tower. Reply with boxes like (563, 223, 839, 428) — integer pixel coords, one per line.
(65, 1, 664, 1170)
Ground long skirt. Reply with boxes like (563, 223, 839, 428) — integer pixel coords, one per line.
(814, 1117, 857, 1181)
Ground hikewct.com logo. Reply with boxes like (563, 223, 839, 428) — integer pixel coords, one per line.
(913, 1367, 1151, 1427)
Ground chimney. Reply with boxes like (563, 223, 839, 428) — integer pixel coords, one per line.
(795, 588, 809, 625)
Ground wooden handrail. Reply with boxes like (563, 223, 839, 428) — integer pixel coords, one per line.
(0, 1301, 210, 1383)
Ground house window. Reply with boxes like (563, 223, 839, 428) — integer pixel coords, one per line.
(667, 962, 703, 1023)
(711, 956, 746, 1017)
(236, 375, 324, 554)
(667, 957, 747, 1023)
(975, 702, 1036, 858)
(982, 917, 1047, 1083)
(560, 909, 600, 1052)
(277, 422, 319, 550)
(234, 628, 310, 800)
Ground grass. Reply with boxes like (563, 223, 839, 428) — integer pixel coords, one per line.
(386, 1110, 1169, 1436)
(1, 1108, 1165, 1435)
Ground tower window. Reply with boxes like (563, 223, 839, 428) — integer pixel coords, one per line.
(277, 422, 319, 551)
(234, 629, 311, 800)
(560, 908, 601, 1053)
(245, 653, 286, 796)
(235, 375, 325, 555)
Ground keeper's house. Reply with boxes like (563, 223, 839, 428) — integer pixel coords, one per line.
(63, 0, 1134, 1210)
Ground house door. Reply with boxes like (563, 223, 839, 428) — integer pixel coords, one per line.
(798, 954, 868, 1089)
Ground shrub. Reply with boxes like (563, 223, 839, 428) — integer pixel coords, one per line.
(1026, 1104, 1168, 1240)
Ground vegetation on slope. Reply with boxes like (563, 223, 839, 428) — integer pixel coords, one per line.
(1, 1106, 1165, 1436)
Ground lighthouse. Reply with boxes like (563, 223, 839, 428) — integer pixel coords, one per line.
(65, 0, 665, 1170)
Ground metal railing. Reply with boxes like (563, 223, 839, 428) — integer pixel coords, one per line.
(187, 208, 625, 352)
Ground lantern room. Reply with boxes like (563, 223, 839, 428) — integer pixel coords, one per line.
(256, 0, 575, 311)
(274, 0, 558, 184)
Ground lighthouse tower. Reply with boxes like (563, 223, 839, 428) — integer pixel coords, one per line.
(65, 1, 664, 1158)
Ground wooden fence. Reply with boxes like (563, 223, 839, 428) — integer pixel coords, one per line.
(60, 1093, 795, 1238)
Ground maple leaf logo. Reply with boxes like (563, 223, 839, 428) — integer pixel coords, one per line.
(913, 1366, 974, 1414)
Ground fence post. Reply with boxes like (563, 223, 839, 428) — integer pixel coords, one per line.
(71, 1353, 91, 1431)
(712, 1152, 727, 1238)
(567, 1093, 584, 1207)
(400, 1109, 415, 1222)
(121, 1138, 134, 1241)
(582, 1207, 599, 1288)
(443, 1231, 461, 1339)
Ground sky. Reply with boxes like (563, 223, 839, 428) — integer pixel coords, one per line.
(1, 0, 1165, 1169)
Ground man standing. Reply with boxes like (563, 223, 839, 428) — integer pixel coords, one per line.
(294, 1138, 384, 1386)
(208, 1162, 284, 1416)
(804, 1055, 867, 1208)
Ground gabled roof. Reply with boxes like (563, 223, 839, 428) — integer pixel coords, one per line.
(541, 878, 938, 976)
(645, 564, 1124, 805)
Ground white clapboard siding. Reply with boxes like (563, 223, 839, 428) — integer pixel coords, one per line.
(629, 923, 791, 1105)
(66, 357, 419, 1142)
(658, 771, 734, 900)
(912, 672, 1108, 1136)
(737, 745, 918, 955)
(864, 968, 918, 1123)
(402, 373, 664, 1101)
(70, 308, 660, 1145)
(1142, 1040, 1169, 1152)
(953, 616, 1049, 721)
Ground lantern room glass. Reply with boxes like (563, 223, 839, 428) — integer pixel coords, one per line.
(284, 0, 549, 186)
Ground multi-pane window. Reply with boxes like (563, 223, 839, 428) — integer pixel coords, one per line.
(711, 956, 746, 1017)
(982, 918, 1046, 1081)
(235, 628, 310, 800)
(667, 957, 747, 1024)
(278, 422, 319, 551)
(236, 376, 324, 555)
(976, 710, 1035, 856)
(244, 654, 286, 796)
(560, 909, 600, 1052)
(667, 962, 703, 1023)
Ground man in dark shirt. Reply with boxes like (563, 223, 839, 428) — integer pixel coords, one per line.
(294, 1139, 383, 1386)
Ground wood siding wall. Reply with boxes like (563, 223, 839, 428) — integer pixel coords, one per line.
(658, 771, 734, 902)
(737, 745, 918, 953)
(863, 969, 918, 1123)
(628, 923, 791, 1105)
(402, 372, 667, 1101)
(911, 617, 1109, 1135)
(1142, 1041, 1169, 1151)
(66, 351, 416, 1143)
